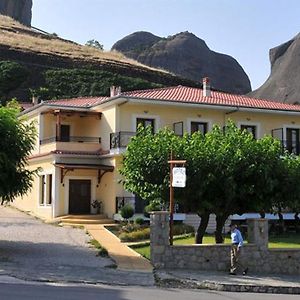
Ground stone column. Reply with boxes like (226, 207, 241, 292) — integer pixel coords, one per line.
(150, 211, 169, 268)
(247, 219, 269, 250)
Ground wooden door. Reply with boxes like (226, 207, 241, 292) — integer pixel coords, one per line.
(69, 180, 91, 214)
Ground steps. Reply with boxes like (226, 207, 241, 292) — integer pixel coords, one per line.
(58, 214, 115, 226)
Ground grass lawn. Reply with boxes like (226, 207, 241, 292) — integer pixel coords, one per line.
(132, 233, 300, 260)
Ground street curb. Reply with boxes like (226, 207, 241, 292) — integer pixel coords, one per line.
(154, 272, 300, 294)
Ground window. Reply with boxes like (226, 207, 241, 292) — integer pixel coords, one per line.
(136, 118, 155, 133)
(47, 174, 52, 205)
(173, 122, 183, 137)
(39, 175, 45, 205)
(286, 128, 300, 155)
(191, 122, 208, 134)
(240, 125, 257, 139)
(39, 174, 53, 206)
(60, 124, 70, 142)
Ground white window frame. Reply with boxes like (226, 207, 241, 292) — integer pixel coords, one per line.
(237, 121, 261, 139)
(186, 118, 212, 134)
(132, 114, 160, 133)
(38, 171, 54, 207)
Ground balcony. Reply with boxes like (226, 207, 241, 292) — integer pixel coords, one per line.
(110, 131, 135, 149)
(39, 136, 102, 153)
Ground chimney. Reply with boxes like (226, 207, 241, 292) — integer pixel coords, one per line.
(202, 77, 211, 97)
(32, 95, 39, 106)
(110, 86, 122, 97)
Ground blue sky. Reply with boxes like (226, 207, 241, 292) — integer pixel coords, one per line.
(32, 0, 300, 90)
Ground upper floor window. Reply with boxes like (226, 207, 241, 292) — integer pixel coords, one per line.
(240, 124, 257, 139)
(191, 122, 208, 135)
(60, 124, 70, 142)
(136, 118, 155, 133)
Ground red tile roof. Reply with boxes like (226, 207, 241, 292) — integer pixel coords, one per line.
(44, 96, 108, 108)
(122, 86, 300, 112)
(24, 86, 300, 113)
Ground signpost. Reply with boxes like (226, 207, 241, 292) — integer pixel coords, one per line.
(168, 154, 186, 245)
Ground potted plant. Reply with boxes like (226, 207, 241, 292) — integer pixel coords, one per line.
(91, 200, 101, 214)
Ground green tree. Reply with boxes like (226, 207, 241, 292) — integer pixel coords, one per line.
(85, 39, 104, 51)
(0, 101, 37, 202)
(120, 126, 181, 203)
(0, 61, 29, 104)
(120, 121, 300, 244)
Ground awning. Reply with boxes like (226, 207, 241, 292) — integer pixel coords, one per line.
(54, 163, 114, 184)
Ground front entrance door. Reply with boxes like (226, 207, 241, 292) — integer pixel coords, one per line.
(69, 180, 91, 214)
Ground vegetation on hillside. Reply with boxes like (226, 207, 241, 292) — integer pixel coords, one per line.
(32, 68, 163, 100)
(0, 15, 197, 102)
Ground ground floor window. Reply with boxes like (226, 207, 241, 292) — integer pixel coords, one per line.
(39, 174, 53, 206)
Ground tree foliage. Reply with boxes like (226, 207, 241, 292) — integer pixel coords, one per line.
(120, 121, 300, 243)
(0, 101, 37, 202)
(31, 68, 163, 100)
(0, 61, 29, 104)
(85, 39, 104, 51)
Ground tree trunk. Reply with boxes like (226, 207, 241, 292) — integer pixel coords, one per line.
(195, 212, 210, 244)
(215, 214, 229, 244)
(278, 212, 285, 234)
(295, 212, 300, 233)
(260, 212, 265, 218)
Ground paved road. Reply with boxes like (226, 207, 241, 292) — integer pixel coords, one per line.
(0, 282, 299, 300)
(0, 206, 154, 285)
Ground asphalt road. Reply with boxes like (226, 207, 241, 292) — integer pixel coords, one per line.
(0, 282, 299, 300)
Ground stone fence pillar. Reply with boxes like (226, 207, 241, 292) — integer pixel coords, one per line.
(150, 211, 169, 268)
(247, 218, 269, 250)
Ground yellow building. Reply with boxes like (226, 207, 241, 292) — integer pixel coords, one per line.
(14, 82, 300, 221)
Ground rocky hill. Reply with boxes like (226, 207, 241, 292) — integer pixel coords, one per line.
(0, 16, 199, 103)
(249, 33, 300, 104)
(0, 0, 32, 26)
(112, 31, 251, 94)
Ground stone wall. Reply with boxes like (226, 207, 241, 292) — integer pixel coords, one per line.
(150, 212, 300, 275)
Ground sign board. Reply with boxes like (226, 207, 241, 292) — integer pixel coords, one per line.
(172, 167, 186, 188)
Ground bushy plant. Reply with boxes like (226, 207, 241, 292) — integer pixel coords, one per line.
(144, 198, 163, 218)
(119, 228, 150, 242)
(120, 204, 134, 220)
(135, 217, 144, 225)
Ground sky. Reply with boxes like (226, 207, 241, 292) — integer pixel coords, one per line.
(32, 0, 300, 91)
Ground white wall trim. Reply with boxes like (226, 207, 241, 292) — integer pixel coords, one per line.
(63, 176, 96, 215)
(131, 114, 160, 132)
(186, 117, 212, 134)
(237, 121, 261, 139)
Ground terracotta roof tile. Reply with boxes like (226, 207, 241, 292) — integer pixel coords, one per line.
(44, 96, 108, 108)
(122, 86, 300, 112)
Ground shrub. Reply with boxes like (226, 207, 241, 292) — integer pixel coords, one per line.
(120, 204, 134, 220)
(173, 224, 195, 236)
(135, 217, 144, 225)
(144, 198, 163, 218)
(119, 228, 150, 242)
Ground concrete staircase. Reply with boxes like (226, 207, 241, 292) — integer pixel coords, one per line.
(58, 214, 115, 226)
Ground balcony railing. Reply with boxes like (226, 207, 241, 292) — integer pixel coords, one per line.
(110, 131, 135, 149)
(40, 136, 101, 145)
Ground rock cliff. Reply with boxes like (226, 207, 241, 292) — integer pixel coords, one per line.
(249, 33, 300, 104)
(0, 0, 32, 26)
(112, 31, 251, 94)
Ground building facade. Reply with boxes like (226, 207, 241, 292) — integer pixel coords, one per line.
(13, 84, 300, 221)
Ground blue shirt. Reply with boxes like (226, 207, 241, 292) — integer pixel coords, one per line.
(231, 228, 243, 248)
